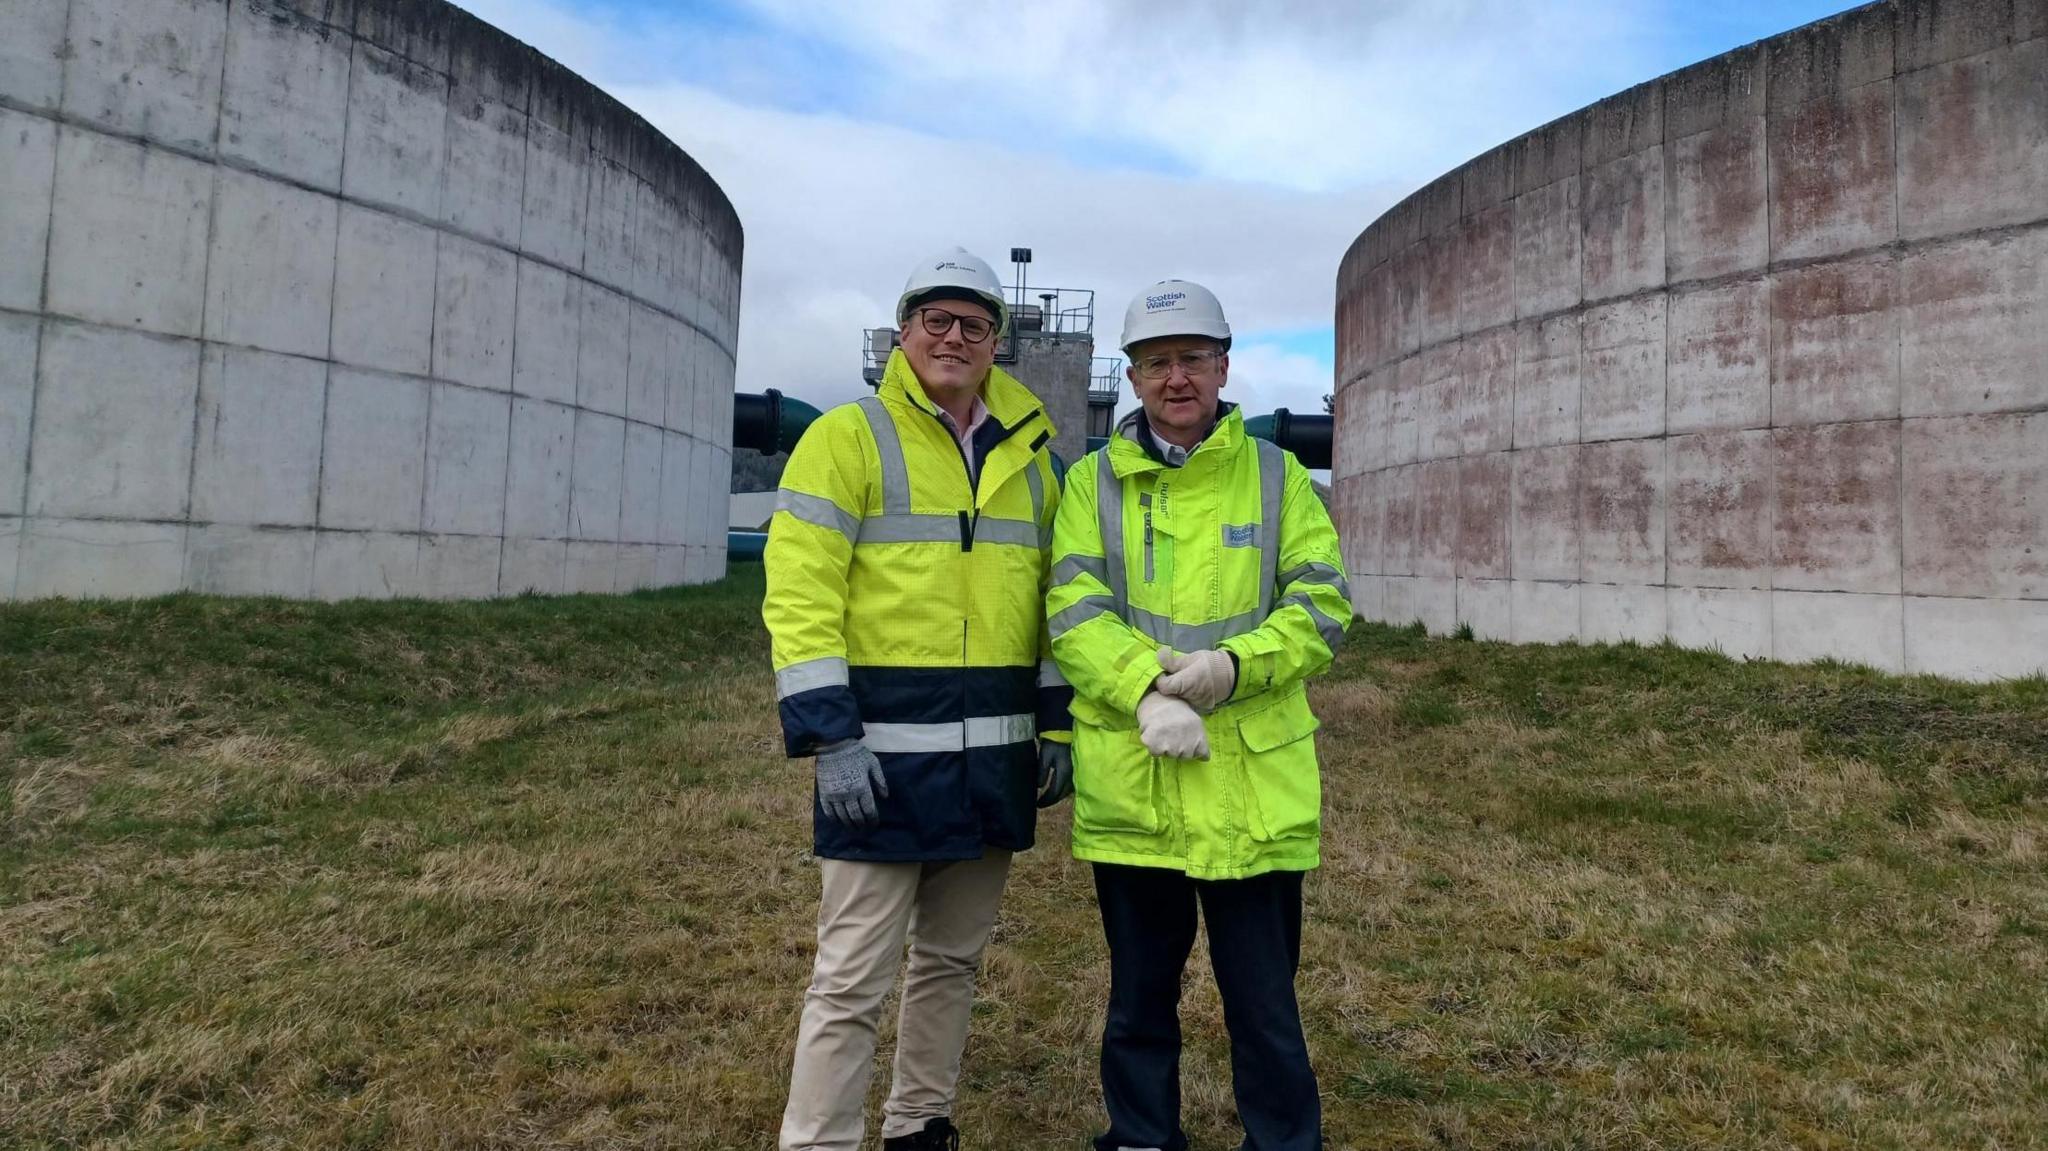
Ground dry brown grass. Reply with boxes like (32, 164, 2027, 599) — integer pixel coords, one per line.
(3, 574, 2045, 1149)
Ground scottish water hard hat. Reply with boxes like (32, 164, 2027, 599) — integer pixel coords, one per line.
(897, 248, 1009, 334)
(1120, 279, 1232, 353)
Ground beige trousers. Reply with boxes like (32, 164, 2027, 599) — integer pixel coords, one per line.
(778, 851, 1014, 1151)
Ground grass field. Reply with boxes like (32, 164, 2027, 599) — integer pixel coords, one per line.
(3, 566, 2046, 1150)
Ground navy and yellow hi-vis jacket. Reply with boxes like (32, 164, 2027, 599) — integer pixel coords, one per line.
(763, 349, 1070, 861)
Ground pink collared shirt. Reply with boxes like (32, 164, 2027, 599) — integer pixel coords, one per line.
(934, 394, 990, 480)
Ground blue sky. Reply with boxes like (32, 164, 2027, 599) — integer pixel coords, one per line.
(458, 0, 1864, 422)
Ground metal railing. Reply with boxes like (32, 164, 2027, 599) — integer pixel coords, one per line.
(1008, 287, 1095, 337)
(1089, 356, 1123, 403)
(861, 327, 898, 386)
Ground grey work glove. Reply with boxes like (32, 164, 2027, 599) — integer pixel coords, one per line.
(1135, 691, 1210, 760)
(815, 738, 889, 830)
(1154, 646, 1237, 712)
(1036, 739, 1073, 808)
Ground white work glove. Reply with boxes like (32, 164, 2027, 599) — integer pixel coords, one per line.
(1135, 691, 1209, 760)
(815, 738, 889, 830)
(1154, 646, 1237, 712)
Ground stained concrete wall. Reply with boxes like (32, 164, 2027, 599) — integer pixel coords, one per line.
(0, 0, 742, 600)
(1331, 0, 2048, 681)
(1008, 332, 1094, 467)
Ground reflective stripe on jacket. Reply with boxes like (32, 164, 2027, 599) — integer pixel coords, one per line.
(764, 348, 1068, 861)
(1047, 407, 1351, 880)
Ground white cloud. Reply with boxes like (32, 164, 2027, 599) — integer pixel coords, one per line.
(447, 0, 1795, 429)
(599, 81, 1392, 413)
(1223, 340, 1338, 423)
(733, 0, 1663, 192)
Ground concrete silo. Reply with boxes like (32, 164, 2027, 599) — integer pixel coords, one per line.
(1330, 0, 2048, 680)
(0, 0, 742, 599)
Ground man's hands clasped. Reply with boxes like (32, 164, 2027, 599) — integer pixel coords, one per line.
(1136, 691, 1209, 760)
(1154, 646, 1236, 711)
(1137, 645, 1238, 761)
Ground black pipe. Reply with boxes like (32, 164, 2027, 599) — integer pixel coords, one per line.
(733, 390, 826, 455)
(1243, 408, 1333, 469)
(732, 389, 783, 454)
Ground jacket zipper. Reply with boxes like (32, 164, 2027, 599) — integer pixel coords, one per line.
(930, 408, 987, 550)
(924, 406, 1040, 551)
(891, 396, 1041, 679)
(1140, 492, 1155, 583)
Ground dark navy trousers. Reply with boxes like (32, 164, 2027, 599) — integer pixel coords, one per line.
(1091, 863, 1321, 1151)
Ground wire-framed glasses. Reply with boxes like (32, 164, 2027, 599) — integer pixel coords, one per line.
(1133, 348, 1224, 380)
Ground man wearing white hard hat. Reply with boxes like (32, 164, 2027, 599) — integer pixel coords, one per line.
(1046, 280, 1351, 1150)
(765, 248, 1072, 1150)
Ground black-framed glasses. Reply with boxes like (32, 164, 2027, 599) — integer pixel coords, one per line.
(1133, 348, 1224, 380)
(914, 307, 997, 344)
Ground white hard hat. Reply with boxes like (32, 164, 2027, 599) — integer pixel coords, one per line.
(897, 248, 1008, 334)
(1120, 279, 1231, 353)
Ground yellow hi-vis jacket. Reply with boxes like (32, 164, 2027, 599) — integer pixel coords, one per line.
(763, 349, 1069, 861)
(1047, 406, 1351, 880)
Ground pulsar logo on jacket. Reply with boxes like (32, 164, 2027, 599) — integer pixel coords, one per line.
(1145, 292, 1187, 310)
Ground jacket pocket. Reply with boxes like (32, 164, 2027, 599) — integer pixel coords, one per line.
(1073, 723, 1163, 835)
(1236, 689, 1321, 843)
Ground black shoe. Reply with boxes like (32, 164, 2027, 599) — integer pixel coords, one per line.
(881, 1116, 961, 1151)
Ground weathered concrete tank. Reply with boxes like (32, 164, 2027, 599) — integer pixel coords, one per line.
(1331, 0, 2048, 679)
(0, 0, 742, 599)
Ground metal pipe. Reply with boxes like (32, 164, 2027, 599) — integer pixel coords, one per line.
(1242, 408, 1332, 470)
(732, 389, 825, 455)
(1090, 409, 1331, 467)
(728, 529, 768, 562)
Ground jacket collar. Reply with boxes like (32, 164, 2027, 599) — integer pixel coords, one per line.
(1109, 402, 1242, 477)
(879, 347, 1055, 510)
(880, 347, 1049, 436)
